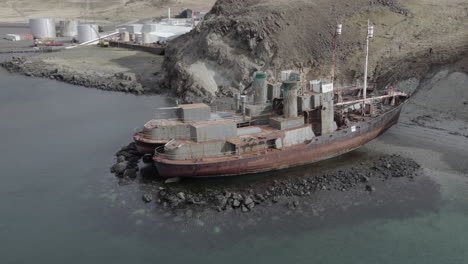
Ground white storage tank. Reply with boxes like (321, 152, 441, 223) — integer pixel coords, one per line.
(142, 32, 151, 44)
(125, 24, 143, 34)
(142, 23, 158, 33)
(59, 20, 79, 37)
(78, 24, 99, 43)
(29, 18, 56, 39)
(135, 33, 142, 44)
(120, 31, 130, 42)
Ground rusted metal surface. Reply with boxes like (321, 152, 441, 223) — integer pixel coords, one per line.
(154, 102, 405, 178)
(133, 133, 166, 154)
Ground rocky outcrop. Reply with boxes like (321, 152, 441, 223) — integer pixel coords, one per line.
(162, 0, 468, 103)
(110, 142, 143, 185)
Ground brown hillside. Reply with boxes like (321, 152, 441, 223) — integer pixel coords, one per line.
(162, 0, 468, 102)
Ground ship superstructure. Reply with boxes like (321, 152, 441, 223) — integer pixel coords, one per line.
(144, 70, 407, 178)
(134, 22, 408, 177)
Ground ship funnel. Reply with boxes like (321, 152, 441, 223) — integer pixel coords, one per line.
(252, 71, 268, 104)
(240, 95, 247, 119)
(234, 93, 241, 112)
(282, 81, 299, 118)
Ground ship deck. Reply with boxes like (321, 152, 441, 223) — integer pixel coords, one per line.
(154, 101, 406, 177)
(154, 101, 404, 165)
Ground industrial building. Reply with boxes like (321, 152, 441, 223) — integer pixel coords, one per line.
(185, 8, 211, 21)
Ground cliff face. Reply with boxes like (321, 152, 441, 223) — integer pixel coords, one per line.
(162, 0, 468, 103)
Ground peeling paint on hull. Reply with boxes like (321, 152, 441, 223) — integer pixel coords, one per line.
(154, 104, 404, 178)
(133, 133, 165, 154)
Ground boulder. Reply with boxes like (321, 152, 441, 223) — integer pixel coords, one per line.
(111, 161, 128, 175)
(123, 168, 138, 179)
(142, 194, 153, 203)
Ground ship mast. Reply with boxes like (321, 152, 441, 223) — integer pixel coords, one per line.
(331, 23, 342, 84)
(332, 23, 342, 102)
(362, 20, 374, 105)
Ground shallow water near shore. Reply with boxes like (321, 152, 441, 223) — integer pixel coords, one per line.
(1, 66, 468, 264)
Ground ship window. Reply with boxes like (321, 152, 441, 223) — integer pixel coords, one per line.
(267, 139, 276, 149)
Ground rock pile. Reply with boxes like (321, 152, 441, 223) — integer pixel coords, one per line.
(110, 142, 143, 185)
(146, 154, 421, 214)
(108, 142, 421, 216)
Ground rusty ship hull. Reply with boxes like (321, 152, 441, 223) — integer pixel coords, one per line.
(133, 133, 166, 154)
(154, 103, 404, 178)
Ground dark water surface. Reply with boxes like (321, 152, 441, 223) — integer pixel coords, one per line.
(1, 67, 468, 264)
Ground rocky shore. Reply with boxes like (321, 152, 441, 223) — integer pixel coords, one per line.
(1, 56, 148, 94)
(0, 46, 165, 95)
(110, 143, 422, 218)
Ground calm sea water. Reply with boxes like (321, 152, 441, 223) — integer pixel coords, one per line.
(0, 66, 467, 263)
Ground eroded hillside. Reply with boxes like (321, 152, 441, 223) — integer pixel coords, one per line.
(162, 0, 468, 102)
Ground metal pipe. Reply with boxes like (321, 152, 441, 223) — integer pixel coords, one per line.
(334, 92, 406, 106)
(78, 30, 119, 46)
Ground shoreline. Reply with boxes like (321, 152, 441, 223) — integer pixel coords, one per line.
(110, 142, 424, 217)
(0, 45, 166, 95)
(1, 56, 149, 95)
(0, 51, 237, 107)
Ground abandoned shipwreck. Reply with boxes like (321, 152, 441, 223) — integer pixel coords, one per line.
(134, 69, 407, 178)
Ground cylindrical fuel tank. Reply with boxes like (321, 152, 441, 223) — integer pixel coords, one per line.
(58, 20, 78, 37)
(142, 32, 151, 44)
(120, 31, 130, 42)
(77, 24, 99, 43)
(29, 18, 56, 39)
